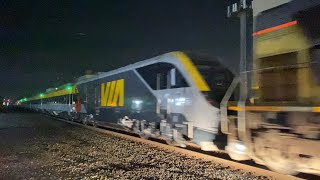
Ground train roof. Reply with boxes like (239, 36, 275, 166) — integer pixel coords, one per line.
(255, 0, 320, 31)
(19, 51, 232, 102)
(75, 51, 232, 85)
(75, 51, 178, 85)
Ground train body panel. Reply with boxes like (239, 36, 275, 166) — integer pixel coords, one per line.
(76, 70, 159, 124)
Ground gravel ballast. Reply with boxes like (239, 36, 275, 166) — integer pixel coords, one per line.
(0, 113, 267, 180)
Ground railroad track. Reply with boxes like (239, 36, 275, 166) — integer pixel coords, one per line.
(47, 115, 304, 180)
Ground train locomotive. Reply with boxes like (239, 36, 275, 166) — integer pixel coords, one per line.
(19, 51, 234, 152)
(223, 0, 320, 175)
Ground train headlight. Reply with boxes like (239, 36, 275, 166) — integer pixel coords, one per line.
(133, 100, 142, 105)
(175, 97, 186, 106)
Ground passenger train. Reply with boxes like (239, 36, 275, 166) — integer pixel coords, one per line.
(19, 51, 234, 152)
(18, 0, 320, 176)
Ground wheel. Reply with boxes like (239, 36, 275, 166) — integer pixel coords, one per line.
(254, 134, 298, 175)
(226, 118, 250, 161)
(82, 117, 88, 125)
(164, 132, 180, 146)
(92, 120, 97, 127)
(265, 160, 297, 175)
(165, 136, 175, 145)
(227, 149, 250, 161)
(263, 149, 298, 175)
(226, 135, 250, 161)
(139, 132, 150, 139)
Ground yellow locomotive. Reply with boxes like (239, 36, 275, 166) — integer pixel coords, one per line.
(226, 0, 320, 175)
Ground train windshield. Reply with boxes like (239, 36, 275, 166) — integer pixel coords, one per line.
(190, 56, 234, 106)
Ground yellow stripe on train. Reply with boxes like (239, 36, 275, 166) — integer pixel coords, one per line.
(228, 106, 320, 112)
(173, 52, 210, 92)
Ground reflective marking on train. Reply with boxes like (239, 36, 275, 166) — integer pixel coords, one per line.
(101, 79, 124, 107)
(253, 20, 298, 36)
(228, 106, 320, 112)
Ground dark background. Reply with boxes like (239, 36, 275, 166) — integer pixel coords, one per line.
(1, 0, 240, 99)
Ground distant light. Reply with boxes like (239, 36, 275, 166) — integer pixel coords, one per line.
(39, 93, 45, 98)
(55, 88, 58, 90)
(76, 32, 86, 36)
(23, 98, 28, 101)
(66, 86, 72, 91)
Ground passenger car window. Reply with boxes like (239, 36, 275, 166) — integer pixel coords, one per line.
(169, 68, 188, 89)
(136, 62, 189, 90)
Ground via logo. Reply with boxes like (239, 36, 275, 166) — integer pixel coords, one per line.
(101, 79, 124, 107)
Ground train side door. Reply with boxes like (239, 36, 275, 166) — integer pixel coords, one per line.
(168, 68, 187, 117)
(154, 66, 184, 120)
(156, 67, 188, 124)
(155, 72, 169, 119)
(136, 63, 188, 121)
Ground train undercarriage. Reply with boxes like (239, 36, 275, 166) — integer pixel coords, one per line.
(224, 110, 320, 175)
(248, 112, 320, 175)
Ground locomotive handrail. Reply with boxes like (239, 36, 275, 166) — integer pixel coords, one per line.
(241, 61, 311, 73)
(220, 76, 240, 135)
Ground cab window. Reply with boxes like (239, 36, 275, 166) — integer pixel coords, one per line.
(137, 62, 189, 90)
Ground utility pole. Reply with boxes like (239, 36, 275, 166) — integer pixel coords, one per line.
(227, 0, 252, 141)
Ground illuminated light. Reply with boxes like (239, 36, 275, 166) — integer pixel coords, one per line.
(234, 142, 246, 152)
(23, 98, 28, 101)
(175, 97, 186, 106)
(133, 100, 143, 105)
(177, 97, 186, 102)
(66, 85, 72, 91)
(253, 21, 298, 36)
(167, 98, 174, 103)
(39, 93, 45, 98)
(249, 98, 255, 104)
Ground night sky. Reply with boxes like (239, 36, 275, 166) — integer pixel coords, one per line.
(1, 0, 240, 99)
